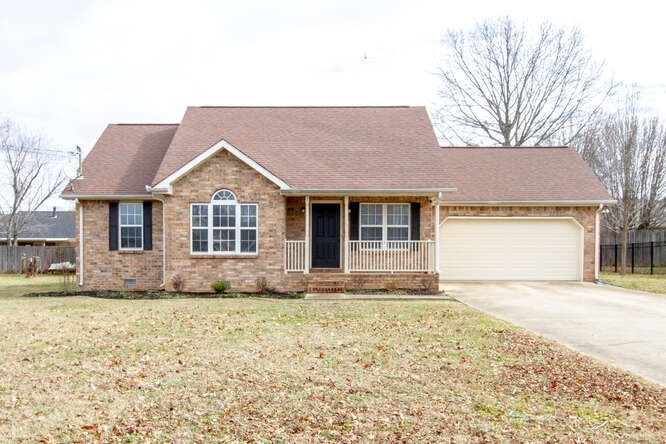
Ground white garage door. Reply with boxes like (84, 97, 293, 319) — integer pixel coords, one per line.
(439, 218, 583, 281)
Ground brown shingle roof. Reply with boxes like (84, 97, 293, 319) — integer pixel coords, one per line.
(62, 124, 178, 196)
(62, 107, 611, 203)
(435, 147, 611, 202)
(152, 106, 444, 189)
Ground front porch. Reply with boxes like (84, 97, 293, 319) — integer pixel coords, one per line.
(285, 239, 436, 273)
(282, 194, 440, 290)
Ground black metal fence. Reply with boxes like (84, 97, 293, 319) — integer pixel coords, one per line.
(0, 246, 76, 273)
(600, 241, 666, 274)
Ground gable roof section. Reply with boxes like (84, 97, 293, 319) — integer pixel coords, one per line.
(60, 107, 612, 204)
(152, 106, 447, 190)
(151, 138, 290, 193)
(62, 124, 178, 197)
(435, 147, 612, 204)
(1, 211, 75, 240)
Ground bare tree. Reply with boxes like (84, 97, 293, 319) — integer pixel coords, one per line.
(436, 16, 614, 146)
(0, 119, 67, 246)
(577, 96, 666, 273)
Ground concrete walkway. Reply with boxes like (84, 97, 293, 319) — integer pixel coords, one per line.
(441, 281, 666, 386)
(305, 293, 452, 301)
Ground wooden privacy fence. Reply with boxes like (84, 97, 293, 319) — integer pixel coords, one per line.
(0, 246, 76, 273)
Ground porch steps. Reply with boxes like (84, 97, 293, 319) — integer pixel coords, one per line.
(306, 280, 346, 293)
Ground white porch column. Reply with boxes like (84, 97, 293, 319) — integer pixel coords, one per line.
(304, 195, 310, 274)
(344, 195, 349, 273)
(434, 201, 440, 274)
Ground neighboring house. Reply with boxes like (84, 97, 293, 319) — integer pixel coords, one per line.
(61, 106, 612, 292)
(0, 209, 75, 246)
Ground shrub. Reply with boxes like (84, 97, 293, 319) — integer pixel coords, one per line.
(384, 279, 404, 292)
(419, 276, 435, 293)
(211, 279, 230, 293)
(171, 274, 185, 292)
(255, 277, 274, 294)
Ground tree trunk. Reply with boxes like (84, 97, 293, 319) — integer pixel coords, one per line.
(620, 227, 628, 275)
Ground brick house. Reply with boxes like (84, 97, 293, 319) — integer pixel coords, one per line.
(61, 106, 612, 292)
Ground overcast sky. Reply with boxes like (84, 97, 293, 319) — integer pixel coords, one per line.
(1, 0, 664, 210)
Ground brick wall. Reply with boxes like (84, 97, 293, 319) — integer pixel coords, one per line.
(286, 196, 305, 240)
(163, 149, 287, 293)
(439, 206, 598, 281)
(77, 200, 163, 290)
(285, 196, 435, 240)
(284, 272, 438, 293)
(349, 196, 435, 241)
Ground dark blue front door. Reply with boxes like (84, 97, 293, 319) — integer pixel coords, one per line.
(312, 203, 340, 268)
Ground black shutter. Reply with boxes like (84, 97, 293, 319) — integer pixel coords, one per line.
(349, 202, 359, 240)
(143, 201, 153, 250)
(410, 202, 420, 241)
(109, 202, 119, 251)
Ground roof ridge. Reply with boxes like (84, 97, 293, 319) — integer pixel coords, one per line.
(193, 105, 415, 109)
(439, 146, 570, 149)
(112, 123, 180, 126)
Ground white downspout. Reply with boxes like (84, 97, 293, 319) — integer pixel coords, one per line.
(595, 204, 602, 281)
(153, 196, 167, 288)
(77, 199, 84, 286)
(434, 201, 440, 274)
(304, 195, 310, 274)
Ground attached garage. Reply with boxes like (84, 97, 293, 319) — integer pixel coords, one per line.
(439, 217, 583, 281)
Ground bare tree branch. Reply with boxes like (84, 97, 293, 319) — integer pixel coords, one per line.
(0, 119, 67, 246)
(576, 93, 666, 273)
(436, 16, 615, 146)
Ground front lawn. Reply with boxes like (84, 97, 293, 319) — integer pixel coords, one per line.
(600, 272, 666, 294)
(0, 276, 664, 441)
(0, 273, 65, 298)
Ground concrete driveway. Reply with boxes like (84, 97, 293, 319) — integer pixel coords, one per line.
(441, 281, 666, 386)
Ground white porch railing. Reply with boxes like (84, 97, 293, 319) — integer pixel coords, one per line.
(285, 240, 436, 273)
(285, 240, 306, 272)
(347, 240, 435, 272)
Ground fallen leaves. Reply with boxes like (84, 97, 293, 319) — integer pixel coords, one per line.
(0, 298, 663, 442)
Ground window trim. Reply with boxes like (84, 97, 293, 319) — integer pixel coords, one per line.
(190, 191, 258, 256)
(119, 202, 143, 251)
(359, 203, 410, 249)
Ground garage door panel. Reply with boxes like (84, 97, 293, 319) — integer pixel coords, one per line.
(440, 218, 582, 281)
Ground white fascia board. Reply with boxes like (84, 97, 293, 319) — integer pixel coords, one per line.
(151, 139, 290, 194)
(438, 200, 617, 206)
(281, 188, 456, 197)
(60, 194, 153, 200)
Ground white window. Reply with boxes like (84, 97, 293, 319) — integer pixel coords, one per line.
(119, 202, 143, 250)
(190, 190, 258, 254)
(360, 203, 410, 247)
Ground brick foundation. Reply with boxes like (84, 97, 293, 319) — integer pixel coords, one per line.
(283, 272, 439, 293)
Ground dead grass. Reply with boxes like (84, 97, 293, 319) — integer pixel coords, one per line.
(0, 275, 664, 442)
(0, 273, 64, 299)
(600, 272, 666, 295)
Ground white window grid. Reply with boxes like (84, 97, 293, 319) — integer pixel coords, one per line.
(359, 203, 410, 249)
(190, 191, 258, 255)
(119, 202, 143, 250)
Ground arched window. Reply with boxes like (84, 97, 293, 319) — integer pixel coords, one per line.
(212, 189, 237, 202)
(191, 190, 257, 254)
